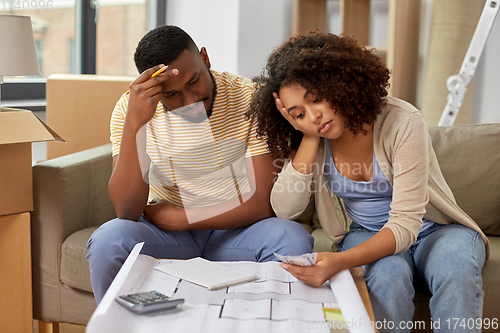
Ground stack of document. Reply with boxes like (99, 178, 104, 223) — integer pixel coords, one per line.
(274, 252, 317, 266)
(155, 257, 258, 290)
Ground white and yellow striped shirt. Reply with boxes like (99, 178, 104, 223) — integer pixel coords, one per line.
(110, 70, 269, 209)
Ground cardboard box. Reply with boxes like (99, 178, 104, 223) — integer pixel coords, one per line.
(0, 107, 64, 332)
(0, 108, 64, 216)
(46, 74, 133, 160)
(0, 213, 32, 332)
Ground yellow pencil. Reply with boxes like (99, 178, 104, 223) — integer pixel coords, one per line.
(150, 65, 168, 78)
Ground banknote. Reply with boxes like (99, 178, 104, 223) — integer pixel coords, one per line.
(274, 252, 317, 267)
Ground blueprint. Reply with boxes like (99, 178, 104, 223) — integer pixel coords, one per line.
(86, 243, 374, 333)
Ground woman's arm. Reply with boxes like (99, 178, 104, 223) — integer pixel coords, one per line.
(270, 135, 322, 220)
(381, 111, 430, 253)
(282, 228, 396, 287)
(291, 136, 321, 173)
(269, 93, 323, 219)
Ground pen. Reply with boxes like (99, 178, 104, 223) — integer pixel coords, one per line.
(150, 65, 168, 78)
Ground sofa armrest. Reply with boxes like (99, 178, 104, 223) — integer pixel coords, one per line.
(31, 143, 116, 321)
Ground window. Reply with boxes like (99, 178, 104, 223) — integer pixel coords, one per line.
(1, 0, 76, 78)
(1, 0, 165, 111)
(96, 0, 149, 76)
(1, 0, 76, 111)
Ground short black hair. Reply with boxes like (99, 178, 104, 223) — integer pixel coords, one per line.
(134, 25, 198, 74)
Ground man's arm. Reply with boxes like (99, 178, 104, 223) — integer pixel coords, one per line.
(109, 151, 149, 221)
(143, 152, 279, 230)
(109, 65, 177, 221)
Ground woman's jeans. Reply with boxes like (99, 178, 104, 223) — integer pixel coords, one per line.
(340, 223, 486, 333)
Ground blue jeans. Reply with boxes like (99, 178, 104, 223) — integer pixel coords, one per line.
(86, 217, 313, 304)
(340, 223, 486, 333)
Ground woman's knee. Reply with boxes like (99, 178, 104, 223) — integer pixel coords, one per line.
(340, 228, 374, 251)
(365, 254, 414, 297)
(420, 224, 486, 280)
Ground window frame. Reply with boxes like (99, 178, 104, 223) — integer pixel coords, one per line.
(1, 0, 166, 111)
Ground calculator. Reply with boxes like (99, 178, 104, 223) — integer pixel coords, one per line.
(116, 291, 184, 314)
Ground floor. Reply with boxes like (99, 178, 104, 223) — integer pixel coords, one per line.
(33, 320, 86, 333)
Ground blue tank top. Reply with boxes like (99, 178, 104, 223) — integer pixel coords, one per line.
(324, 139, 434, 233)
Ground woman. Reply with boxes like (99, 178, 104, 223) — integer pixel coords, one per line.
(247, 31, 488, 332)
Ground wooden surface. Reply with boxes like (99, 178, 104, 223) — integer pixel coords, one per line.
(34, 320, 85, 333)
(0, 213, 32, 333)
(387, 0, 421, 106)
(292, 0, 327, 35)
(350, 267, 377, 330)
(340, 0, 370, 45)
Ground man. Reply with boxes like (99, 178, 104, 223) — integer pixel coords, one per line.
(86, 25, 313, 303)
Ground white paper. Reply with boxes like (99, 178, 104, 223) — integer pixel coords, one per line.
(87, 243, 374, 333)
(155, 257, 257, 290)
(274, 252, 317, 266)
(329, 269, 375, 333)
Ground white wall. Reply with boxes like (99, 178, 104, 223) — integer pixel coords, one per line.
(165, 0, 500, 124)
(237, 0, 292, 79)
(166, 0, 292, 79)
(471, 4, 500, 124)
(166, 0, 240, 74)
(369, 0, 389, 47)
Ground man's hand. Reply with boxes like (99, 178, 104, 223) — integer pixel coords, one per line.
(280, 252, 342, 287)
(126, 65, 179, 131)
(143, 199, 188, 232)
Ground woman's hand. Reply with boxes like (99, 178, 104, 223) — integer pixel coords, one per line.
(273, 92, 301, 131)
(280, 252, 344, 287)
(273, 91, 320, 173)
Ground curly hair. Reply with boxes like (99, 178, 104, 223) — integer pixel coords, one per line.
(134, 25, 197, 74)
(246, 31, 390, 159)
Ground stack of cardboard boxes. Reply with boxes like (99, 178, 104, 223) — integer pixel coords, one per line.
(0, 108, 63, 332)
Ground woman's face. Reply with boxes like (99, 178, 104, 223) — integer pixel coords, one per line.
(278, 83, 346, 140)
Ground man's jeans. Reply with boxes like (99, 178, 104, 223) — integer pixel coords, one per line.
(87, 217, 313, 304)
(340, 223, 486, 333)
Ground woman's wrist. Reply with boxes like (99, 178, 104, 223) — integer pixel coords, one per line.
(292, 135, 321, 174)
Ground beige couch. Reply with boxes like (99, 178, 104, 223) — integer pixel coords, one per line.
(31, 123, 500, 332)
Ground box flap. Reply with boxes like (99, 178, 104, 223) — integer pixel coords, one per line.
(0, 109, 65, 145)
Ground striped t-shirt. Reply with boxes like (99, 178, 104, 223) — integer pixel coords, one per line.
(110, 70, 269, 209)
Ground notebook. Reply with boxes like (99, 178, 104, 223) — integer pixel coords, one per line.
(155, 257, 258, 290)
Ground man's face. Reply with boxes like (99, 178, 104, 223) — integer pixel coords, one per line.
(159, 47, 216, 123)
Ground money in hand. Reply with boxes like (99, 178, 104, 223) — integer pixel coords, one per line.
(274, 252, 317, 266)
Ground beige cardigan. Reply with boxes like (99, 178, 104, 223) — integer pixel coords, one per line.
(271, 96, 490, 259)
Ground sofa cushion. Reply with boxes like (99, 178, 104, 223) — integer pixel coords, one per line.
(428, 123, 500, 235)
(61, 227, 98, 293)
(311, 228, 334, 252)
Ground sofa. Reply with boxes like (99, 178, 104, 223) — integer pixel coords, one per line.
(31, 123, 500, 332)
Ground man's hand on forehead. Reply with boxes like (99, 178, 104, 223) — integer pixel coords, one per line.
(126, 65, 180, 131)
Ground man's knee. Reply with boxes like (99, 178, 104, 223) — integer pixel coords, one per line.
(261, 218, 314, 253)
(87, 218, 140, 259)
